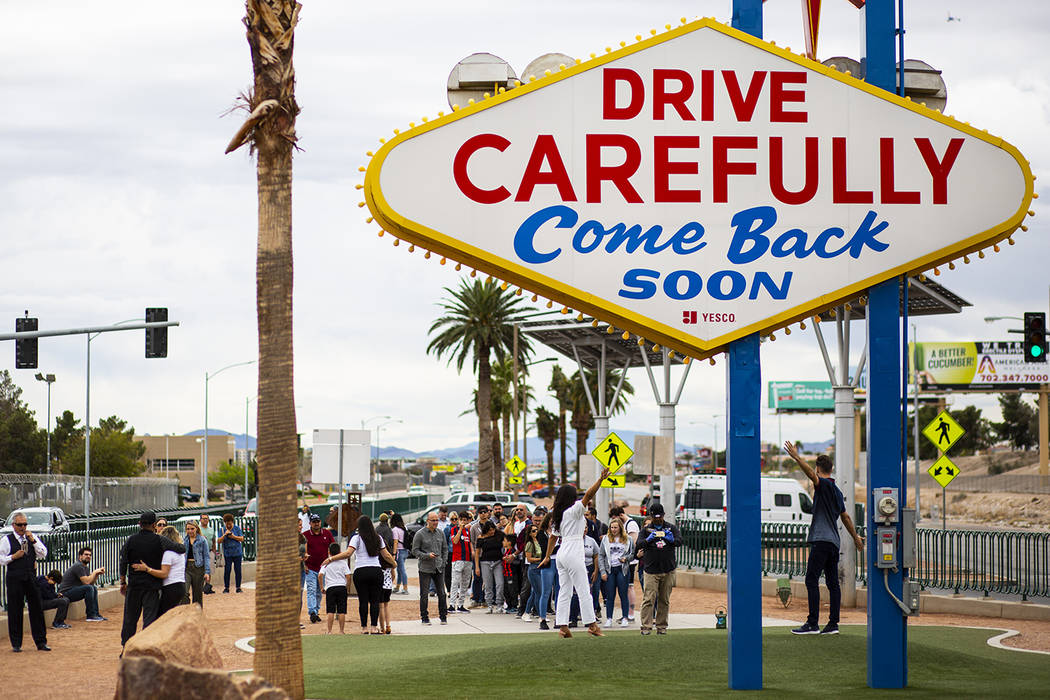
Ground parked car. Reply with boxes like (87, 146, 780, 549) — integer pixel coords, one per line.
(676, 474, 813, 547)
(0, 507, 71, 560)
(243, 498, 257, 517)
(443, 491, 513, 505)
(179, 486, 201, 503)
(408, 484, 428, 496)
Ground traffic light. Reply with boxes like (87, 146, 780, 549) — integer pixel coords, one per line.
(1024, 312, 1047, 363)
(15, 315, 38, 369)
(145, 307, 168, 358)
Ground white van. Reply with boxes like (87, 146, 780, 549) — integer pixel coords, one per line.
(676, 474, 813, 523)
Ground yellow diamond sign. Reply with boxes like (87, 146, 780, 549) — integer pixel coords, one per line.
(922, 410, 965, 453)
(592, 432, 633, 473)
(601, 473, 626, 488)
(505, 455, 526, 475)
(928, 455, 961, 488)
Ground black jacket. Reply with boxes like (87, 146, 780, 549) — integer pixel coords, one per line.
(635, 522, 681, 575)
(36, 575, 60, 601)
(119, 528, 186, 589)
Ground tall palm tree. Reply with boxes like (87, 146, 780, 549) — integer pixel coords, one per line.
(534, 406, 559, 489)
(428, 279, 532, 490)
(569, 368, 634, 468)
(225, 0, 303, 696)
(491, 358, 514, 482)
(549, 364, 572, 485)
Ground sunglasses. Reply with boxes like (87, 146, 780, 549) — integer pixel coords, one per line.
(13, 522, 27, 528)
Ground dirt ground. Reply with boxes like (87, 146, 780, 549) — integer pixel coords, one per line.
(8, 573, 1048, 699)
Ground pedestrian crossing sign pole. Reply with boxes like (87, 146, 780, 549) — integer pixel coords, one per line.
(505, 455, 525, 487)
(922, 410, 966, 529)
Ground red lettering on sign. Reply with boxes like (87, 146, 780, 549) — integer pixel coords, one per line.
(586, 134, 643, 203)
(453, 133, 511, 204)
(700, 70, 715, 121)
(915, 137, 964, 204)
(516, 135, 577, 202)
(769, 71, 808, 123)
(603, 69, 644, 120)
(652, 69, 695, 121)
(654, 135, 701, 203)
(721, 70, 766, 122)
(832, 137, 874, 204)
(769, 136, 818, 205)
(879, 138, 920, 204)
(712, 136, 758, 203)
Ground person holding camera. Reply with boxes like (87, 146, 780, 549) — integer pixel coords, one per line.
(634, 502, 680, 636)
(217, 513, 245, 593)
(0, 512, 51, 651)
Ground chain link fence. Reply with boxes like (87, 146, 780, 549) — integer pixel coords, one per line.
(0, 473, 178, 519)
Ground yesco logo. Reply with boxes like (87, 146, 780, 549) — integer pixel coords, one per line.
(365, 19, 1032, 356)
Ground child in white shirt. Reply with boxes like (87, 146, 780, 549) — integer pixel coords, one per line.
(318, 542, 351, 633)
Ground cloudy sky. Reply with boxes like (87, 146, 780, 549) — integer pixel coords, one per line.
(3, 0, 1047, 457)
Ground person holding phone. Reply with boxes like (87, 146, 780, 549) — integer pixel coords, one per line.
(1, 512, 50, 651)
(216, 513, 244, 593)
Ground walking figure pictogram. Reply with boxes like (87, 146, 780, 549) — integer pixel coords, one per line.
(937, 417, 951, 445)
(603, 439, 621, 466)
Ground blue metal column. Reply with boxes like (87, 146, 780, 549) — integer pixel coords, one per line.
(726, 3, 763, 691)
(862, 0, 907, 690)
(726, 333, 762, 690)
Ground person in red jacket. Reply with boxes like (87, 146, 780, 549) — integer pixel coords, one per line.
(302, 514, 334, 624)
(448, 510, 473, 613)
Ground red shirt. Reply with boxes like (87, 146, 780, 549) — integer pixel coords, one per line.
(303, 528, 334, 572)
(450, 525, 472, 562)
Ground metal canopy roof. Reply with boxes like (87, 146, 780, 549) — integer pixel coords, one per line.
(523, 278, 969, 366)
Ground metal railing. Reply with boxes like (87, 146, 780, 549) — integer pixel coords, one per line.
(678, 521, 1049, 600)
(0, 514, 257, 612)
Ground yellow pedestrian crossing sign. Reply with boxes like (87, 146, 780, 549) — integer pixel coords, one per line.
(922, 410, 965, 453)
(508, 475, 523, 485)
(592, 432, 633, 473)
(505, 455, 526, 475)
(928, 455, 960, 488)
(601, 472, 626, 488)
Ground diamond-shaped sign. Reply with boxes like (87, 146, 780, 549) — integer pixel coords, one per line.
(505, 455, 526, 475)
(601, 473, 626, 488)
(364, 18, 1032, 359)
(592, 432, 633, 473)
(928, 455, 960, 488)
(922, 410, 965, 453)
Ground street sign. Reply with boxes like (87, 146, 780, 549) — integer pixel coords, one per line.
(927, 455, 960, 488)
(592, 432, 633, 473)
(505, 455, 526, 475)
(363, 18, 1033, 360)
(508, 475, 524, 485)
(632, 435, 675, 476)
(431, 464, 456, 473)
(601, 472, 626, 488)
(922, 410, 965, 453)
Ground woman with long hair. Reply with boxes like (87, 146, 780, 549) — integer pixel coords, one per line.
(522, 517, 553, 629)
(541, 467, 610, 638)
(598, 517, 634, 627)
(183, 520, 210, 607)
(323, 515, 396, 634)
(390, 513, 409, 594)
(132, 525, 186, 615)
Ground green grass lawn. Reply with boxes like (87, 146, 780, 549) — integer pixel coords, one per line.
(302, 626, 1049, 699)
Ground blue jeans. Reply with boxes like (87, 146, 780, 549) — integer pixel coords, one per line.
(304, 569, 320, 615)
(604, 566, 630, 620)
(62, 584, 100, 618)
(224, 554, 243, 590)
(525, 563, 543, 616)
(395, 550, 408, 589)
(537, 565, 555, 621)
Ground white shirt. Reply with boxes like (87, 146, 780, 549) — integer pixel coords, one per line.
(513, 519, 527, 536)
(624, 518, 640, 540)
(319, 560, 351, 590)
(437, 517, 451, 533)
(162, 549, 185, 585)
(0, 532, 48, 565)
(299, 512, 311, 533)
(349, 534, 386, 568)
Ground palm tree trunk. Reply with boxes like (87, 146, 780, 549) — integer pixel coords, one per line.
(477, 348, 494, 491)
(241, 2, 303, 696)
(501, 411, 511, 489)
(545, 440, 555, 490)
(558, 407, 567, 486)
(491, 418, 501, 489)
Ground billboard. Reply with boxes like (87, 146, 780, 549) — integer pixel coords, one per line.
(768, 381, 833, 412)
(364, 18, 1033, 359)
(911, 341, 1049, 390)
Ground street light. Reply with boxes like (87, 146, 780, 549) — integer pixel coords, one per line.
(983, 316, 1023, 323)
(34, 373, 56, 476)
(361, 415, 391, 464)
(204, 360, 256, 505)
(374, 418, 402, 496)
(690, 415, 722, 470)
(245, 395, 258, 499)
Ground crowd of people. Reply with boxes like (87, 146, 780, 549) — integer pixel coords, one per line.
(298, 468, 684, 638)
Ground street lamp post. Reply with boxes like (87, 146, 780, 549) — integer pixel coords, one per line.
(690, 415, 722, 471)
(34, 373, 56, 476)
(374, 419, 402, 496)
(245, 395, 259, 499)
(204, 360, 257, 506)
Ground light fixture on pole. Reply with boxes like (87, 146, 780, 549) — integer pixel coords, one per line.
(204, 360, 256, 506)
(34, 373, 56, 476)
(361, 415, 392, 468)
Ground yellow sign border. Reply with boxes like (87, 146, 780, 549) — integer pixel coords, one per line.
(591, 432, 634, 472)
(927, 454, 960, 488)
(505, 455, 526, 475)
(922, 410, 965, 453)
(364, 17, 1034, 359)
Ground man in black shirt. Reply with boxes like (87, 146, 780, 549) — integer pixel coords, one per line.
(0, 511, 50, 651)
(634, 503, 680, 636)
(118, 511, 186, 647)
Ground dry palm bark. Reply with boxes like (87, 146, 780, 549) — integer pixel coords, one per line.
(226, 1, 303, 697)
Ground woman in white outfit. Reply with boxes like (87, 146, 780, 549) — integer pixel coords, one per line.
(542, 466, 610, 638)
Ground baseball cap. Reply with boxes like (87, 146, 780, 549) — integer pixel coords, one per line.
(140, 511, 157, 526)
(649, 503, 665, 517)
(309, 513, 322, 522)
(478, 505, 490, 513)
(533, 506, 548, 515)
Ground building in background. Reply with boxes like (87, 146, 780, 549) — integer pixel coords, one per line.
(135, 434, 236, 489)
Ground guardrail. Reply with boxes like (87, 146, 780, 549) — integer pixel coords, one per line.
(678, 521, 1050, 600)
(0, 514, 257, 612)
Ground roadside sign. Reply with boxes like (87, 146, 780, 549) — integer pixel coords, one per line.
(508, 475, 524, 485)
(431, 464, 456, 473)
(505, 455, 526, 475)
(922, 410, 965, 453)
(927, 455, 960, 488)
(601, 472, 626, 488)
(592, 432, 633, 473)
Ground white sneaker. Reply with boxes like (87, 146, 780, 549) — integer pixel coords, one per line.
(522, 613, 532, 622)
(627, 613, 635, 622)
(620, 618, 630, 627)
(603, 618, 613, 628)
(486, 606, 494, 614)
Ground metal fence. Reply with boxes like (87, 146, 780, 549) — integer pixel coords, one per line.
(920, 472, 1050, 495)
(0, 473, 179, 517)
(677, 521, 1049, 600)
(0, 514, 257, 612)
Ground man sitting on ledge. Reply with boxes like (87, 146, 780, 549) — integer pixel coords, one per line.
(59, 546, 108, 622)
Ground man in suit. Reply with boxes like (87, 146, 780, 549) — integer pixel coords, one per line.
(118, 511, 186, 648)
(0, 511, 50, 652)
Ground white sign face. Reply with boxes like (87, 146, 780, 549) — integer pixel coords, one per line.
(365, 19, 1033, 357)
(312, 429, 371, 484)
(632, 435, 675, 476)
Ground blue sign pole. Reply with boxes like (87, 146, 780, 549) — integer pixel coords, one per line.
(862, 0, 908, 690)
(726, 333, 762, 689)
(726, 2, 764, 691)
